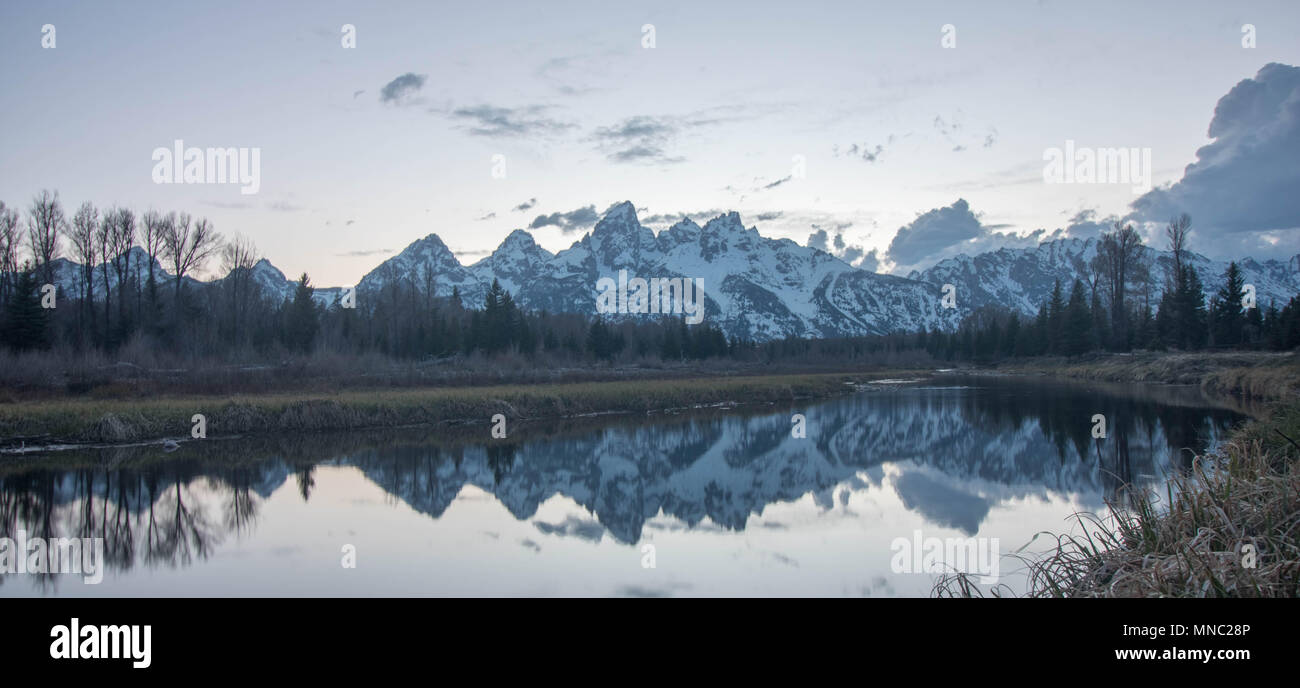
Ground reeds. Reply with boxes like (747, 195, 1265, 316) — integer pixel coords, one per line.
(935, 403, 1300, 597)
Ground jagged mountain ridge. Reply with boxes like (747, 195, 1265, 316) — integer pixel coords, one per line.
(41, 202, 1300, 340)
(355, 201, 961, 340)
(908, 237, 1300, 316)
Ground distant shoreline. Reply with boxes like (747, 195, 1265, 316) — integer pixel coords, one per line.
(0, 371, 902, 452)
(3, 350, 1295, 453)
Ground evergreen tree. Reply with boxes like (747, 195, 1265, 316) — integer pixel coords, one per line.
(1, 270, 49, 351)
(1063, 279, 1092, 355)
(1211, 261, 1246, 349)
(1046, 280, 1066, 354)
(283, 273, 318, 353)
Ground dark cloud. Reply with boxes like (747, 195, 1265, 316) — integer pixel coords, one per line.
(379, 73, 426, 104)
(448, 105, 574, 137)
(762, 175, 792, 190)
(529, 205, 599, 233)
(513, 198, 538, 212)
(886, 199, 984, 267)
(336, 248, 393, 257)
(886, 199, 1058, 273)
(477, 212, 496, 221)
(1130, 63, 1300, 256)
(756, 211, 783, 221)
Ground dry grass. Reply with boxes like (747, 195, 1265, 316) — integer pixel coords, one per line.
(935, 401, 1300, 598)
(0, 371, 893, 446)
(994, 351, 1300, 402)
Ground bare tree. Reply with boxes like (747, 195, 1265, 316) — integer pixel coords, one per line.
(26, 189, 64, 286)
(70, 202, 100, 341)
(109, 208, 136, 332)
(1165, 213, 1191, 290)
(0, 201, 20, 306)
(140, 210, 169, 309)
(96, 207, 117, 341)
(220, 233, 259, 349)
(1091, 221, 1145, 349)
(162, 213, 223, 305)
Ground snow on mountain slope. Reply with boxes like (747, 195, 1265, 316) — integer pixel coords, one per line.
(40, 201, 1300, 340)
(356, 201, 962, 340)
(910, 237, 1300, 316)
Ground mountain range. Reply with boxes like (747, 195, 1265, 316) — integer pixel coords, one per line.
(44, 201, 1300, 341)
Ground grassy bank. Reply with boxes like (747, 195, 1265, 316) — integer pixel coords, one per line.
(987, 351, 1300, 402)
(0, 371, 898, 448)
(937, 400, 1300, 598)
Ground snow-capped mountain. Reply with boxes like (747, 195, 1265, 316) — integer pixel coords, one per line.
(39, 202, 1300, 340)
(909, 237, 1300, 315)
(356, 201, 962, 339)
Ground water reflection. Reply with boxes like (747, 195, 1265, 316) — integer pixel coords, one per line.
(0, 376, 1246, 594)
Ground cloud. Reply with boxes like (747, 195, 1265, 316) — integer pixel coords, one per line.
(756, 211, 783, 221)
(266, 201, 303, 212)
(513, 198, 537, 212)
(449, 104, 574, 137)
(886, 199, 985, 268)
(336, 248, 393, 257)
(592, 115, 686, 164)
(834, 142, 887, 163)
(1129, 62, 1300, 257)
(886, 198, 1058, 273)
(807, 224, 876, 270)
(762, 175, 792, 190)
(1063, 209, 1114, 239)
(477, 212, 496, 221)
(639, 209, 726, 227)
(352, 89, 364, 99)
(529, 205, 599, 233)
(534, 515, 605, 543)
(379, 73, 427, 104)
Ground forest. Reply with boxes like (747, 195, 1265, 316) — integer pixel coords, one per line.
(2, 191, 1297, 372)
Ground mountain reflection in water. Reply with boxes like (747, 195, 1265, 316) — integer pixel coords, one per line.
(0, 376, 1247, 596)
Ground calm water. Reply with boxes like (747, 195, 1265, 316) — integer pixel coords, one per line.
(0, 376, 1247, 597)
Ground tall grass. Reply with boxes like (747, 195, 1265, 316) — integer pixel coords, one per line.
(935, 402, 1300, 598)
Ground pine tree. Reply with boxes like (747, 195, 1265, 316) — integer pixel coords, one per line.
(1212, 262, 1246, 349)
(1047, 280, 1066, 354)
(283, 273, 318, 354)
(1063, 279, 1092, 355)
(1, 270, 49, 351)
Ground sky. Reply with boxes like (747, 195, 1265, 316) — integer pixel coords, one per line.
(2, 0, 1299, 286)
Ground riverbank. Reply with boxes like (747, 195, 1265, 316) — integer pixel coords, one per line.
(0, 371, 906, 450)
(985, 351, 1300, 402)
(935, 398, 1300, 598)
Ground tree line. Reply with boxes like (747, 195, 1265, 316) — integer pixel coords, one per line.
(1, 192, 1296, 366)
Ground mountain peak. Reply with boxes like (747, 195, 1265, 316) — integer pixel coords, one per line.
(702, 211, 747, 234)
(500, 228, 537, 248)
(603, 201, 637, 221)
(589, 201, 649, 249)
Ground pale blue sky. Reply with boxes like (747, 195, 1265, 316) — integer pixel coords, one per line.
(2, 0, 1299, 285)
